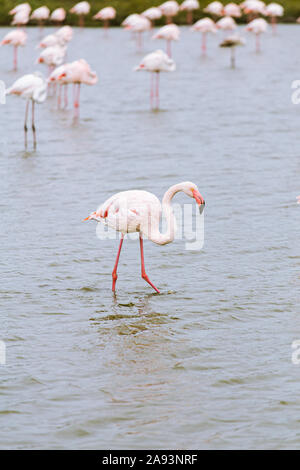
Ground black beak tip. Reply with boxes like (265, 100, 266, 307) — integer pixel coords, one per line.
(199, 202, 205, 215)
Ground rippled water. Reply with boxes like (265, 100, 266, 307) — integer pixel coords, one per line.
(0, 24, 300, 449)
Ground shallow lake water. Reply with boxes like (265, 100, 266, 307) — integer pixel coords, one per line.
(0, 24, 300, 449)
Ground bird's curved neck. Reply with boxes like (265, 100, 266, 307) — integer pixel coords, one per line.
(146, 183, 183, 245)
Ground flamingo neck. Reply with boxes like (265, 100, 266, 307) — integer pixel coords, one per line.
(145, 183, 184, 245)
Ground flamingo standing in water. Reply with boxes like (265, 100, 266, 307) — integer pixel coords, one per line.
(124, 15, 151, 50)
(50, 8, 66, 25)
(264, 3, 283, 34)
(0, 29, 27, 70)
(246, 18, 268, 52)
(56, 59, 98, 118)
(30, 6, 50, 29)
(141, 7, 162, 28)
(11, 9, 30, 27)
(70, 2, 90, 27)
(180, 0, 200, 25)
(9, 3, 31, 25)
(159, 1, 180, 24)
(216, 16, 237, 36)
(48, 64, 69, 108)
(84, 182, 205, 293)
(203, 1, 224, 18)
(37, 45, 66, 76)
(223, 3, 242, 17)
(191, 17, 217, 55)
(152, 23, 180, 57)
(135, 49, 176, 110)
(93, 7, 116, 33)
(6, 72, 47, 148)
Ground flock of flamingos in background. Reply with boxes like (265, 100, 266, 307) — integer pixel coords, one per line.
(0, 0, 292, 148)
(1, 1, 299, 292)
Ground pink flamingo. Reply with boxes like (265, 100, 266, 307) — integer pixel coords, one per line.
(241, 0, 266, 22)
(203, 1, 224, 18)
(141, 7, 162, 28)
(6, 73, 47, 148)
(223, 3, 242, 17)
(180, 0, 200, 25)
(50, 8, 66, 25)
(11, 9, 30, 27)
(216, 16, 237, 36)
(124, 15, 151, 50)
(246, 17, 268, 52)
(264, 3, 284, 34)
(159, 1, 180, 24)
(30, 6, 50, 29)
(84, 182, 205, 293)
(48, 64, 69, 108)
(191, 17, 217, 55)
(37, 45, 66, 77)
(93, 7, 116, 33)
(1, 29, 27, 70)
(152, 23, 180, 57)
(135, 49, 176, 110)
(69, 1, 90, 27)
(56, 59, 98, 118)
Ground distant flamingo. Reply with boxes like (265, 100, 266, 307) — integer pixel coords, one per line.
(142, 7, 162, 28)
(203, 1, 224, 18)
(11, 9, 30, 27)
(50, 8, 66, 25)
(48, 64, 69, 108)
(9, 3, 31, 16)
(216, 16, 237, 35)
(220, 34, 245, 68)
(191, 17, 217, 55)
(124, 15, 151, 50)
(241, 0, 266, 22)
(297, 196, 300, 204)
(93, 7, 116, 33)
(135, 49, 176, 109)
(152, 23, 180, 57)
(37, 45, 66, 75)
(70, 1, 90, 27)
(159, 1, 180, 24)
(180, 0, 200, 25)
(55, 25, 73, 44)
(56, 59, 98, 118)
(264, 3, 283, 34)
(1, 29, 27, 70)
(246, 17, 268, 52)
(6, 72, 47, 148)
(84, 182, 205, 293)
(30, 6, 50, 29)
(223, 3, 241, 17)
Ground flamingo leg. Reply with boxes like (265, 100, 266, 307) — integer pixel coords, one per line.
(139, 234, 160, 293)
(202, 32, 207, 55)
(112, 234, 124, 292)
(155, 72, 160, 110)
(256, 33, 260, 53)
(57, 84, 62, 109)
(32, 100, 36, 149)
(24, 100, 29, 148)
(166, 39, 171, 57)
(64, 84, 68, 108)
(13, 45, 17, 71)
(150, 73, 154, 110)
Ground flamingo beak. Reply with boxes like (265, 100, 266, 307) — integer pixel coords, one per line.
(192, 190, 205, 214)
(83, 211, 96, 221)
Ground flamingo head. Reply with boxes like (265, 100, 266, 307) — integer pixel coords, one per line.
(37, 57, 44, 63)
(182, 182, 205, 214)
(83, 211, 102, 222)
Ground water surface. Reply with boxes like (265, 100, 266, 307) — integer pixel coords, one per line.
(0, 25, 300, 449)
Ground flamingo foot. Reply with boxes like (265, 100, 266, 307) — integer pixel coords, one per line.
(141, 272, 160, 293)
